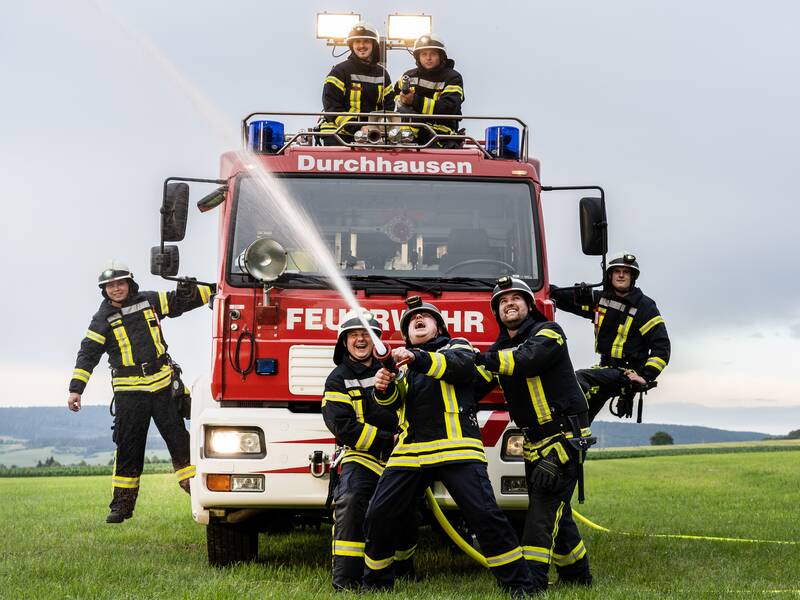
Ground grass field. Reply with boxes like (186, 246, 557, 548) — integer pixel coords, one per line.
(1, 449, 799, 599)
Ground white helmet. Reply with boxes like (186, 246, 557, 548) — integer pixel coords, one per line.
(413, 33, 447, 61)
(333, 309, 382, 365)
(98, 260, 134, 287)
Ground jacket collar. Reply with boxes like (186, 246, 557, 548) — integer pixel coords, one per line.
(409, 334, 450, 352)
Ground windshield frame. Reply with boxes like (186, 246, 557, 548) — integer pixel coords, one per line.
(224, 173, 543, 293)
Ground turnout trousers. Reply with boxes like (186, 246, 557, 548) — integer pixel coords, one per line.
(363, 461, 534, 594)
(110, 387, 194, 513)
(522, 451, 591, 589)
(576, 366, 626, 423)
(332, 462, 417, 590)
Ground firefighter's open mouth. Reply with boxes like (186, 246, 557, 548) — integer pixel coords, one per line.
(414, 321, 427, 330)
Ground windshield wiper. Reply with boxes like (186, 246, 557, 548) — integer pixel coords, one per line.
(275, 273, 335, 289)
(349, 275, 442, 297)
(437, 277, 495, 290)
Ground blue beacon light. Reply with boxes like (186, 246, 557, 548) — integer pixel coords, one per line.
(248, 120, 285, 154)
(485, 126, 520, 159)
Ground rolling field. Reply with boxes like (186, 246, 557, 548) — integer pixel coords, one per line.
(1, 449, 798, 599)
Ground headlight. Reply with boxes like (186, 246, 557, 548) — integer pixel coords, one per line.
(501, 431, 524, 461)
(205, 427, 266, 458)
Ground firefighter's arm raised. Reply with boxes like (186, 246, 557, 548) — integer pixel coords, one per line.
(405, 338, 476, 385)
(549, 284, 595, 320)
(476, 324, 566, 377)
(68, 314, 108, 410)
(149, 282, 215, 319)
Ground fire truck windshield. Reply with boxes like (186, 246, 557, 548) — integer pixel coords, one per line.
(229, 176, 540, 288)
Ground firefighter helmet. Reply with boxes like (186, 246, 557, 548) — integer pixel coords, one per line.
(490, 276, 534, 316)
(98, 260, 138, 299)
(98, 260, 134, 287)
(399, 296, 449, 341)
(347, 21, 381, 62)
(412, 33, 447, 61)
(333, 309, 382, 365)
(605, 252, 640, 279)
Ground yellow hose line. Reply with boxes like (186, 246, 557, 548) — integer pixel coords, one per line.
(424, 488, 489, 567)
(573, 510, 799, 545)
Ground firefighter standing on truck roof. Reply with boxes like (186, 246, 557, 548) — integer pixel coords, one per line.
(320, 21, 395, 145)
(67, 261, 214, 523)
(475, 277, 594, 591)
(363, 297, 535, 596)
(321, 310, 417, 591)
(394, 34, 464, 149)
(550, 252, 671, 423)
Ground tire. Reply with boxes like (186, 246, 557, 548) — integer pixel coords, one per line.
(206, 520, 258, 567)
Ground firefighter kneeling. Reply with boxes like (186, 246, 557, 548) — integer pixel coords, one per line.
(67, 261, 214, 523)
(475, 277, 594, 590)
(321, 310, 416, 591)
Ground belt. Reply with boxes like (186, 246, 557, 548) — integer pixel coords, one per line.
(521, 412, 588, 444)
(112, 356, 169, 378)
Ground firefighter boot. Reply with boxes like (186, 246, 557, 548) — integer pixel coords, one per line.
(179, 478, 191, 496)
(556, 557, 592, 587)
(106, 487, 138, 523)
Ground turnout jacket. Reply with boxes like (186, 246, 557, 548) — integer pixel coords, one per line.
(322, 357, 399, 476)
(69, 284, 214, 395)
(550, 285, 671, 382)
(321, 55, 395, 137)
(393, 59, 464, 135)
(476, 315, 589, 460)
(375, 335, 485, 469)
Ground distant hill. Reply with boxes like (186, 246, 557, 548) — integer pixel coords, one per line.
(0, 406, 770, 465)
(590, 420, 768, 448)
(0, 406, 167, 459)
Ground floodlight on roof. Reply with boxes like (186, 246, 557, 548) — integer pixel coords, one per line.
(316, 13, 361, 40)
(387, 14, 431, 41)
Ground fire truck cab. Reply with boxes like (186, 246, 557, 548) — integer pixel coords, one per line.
(151, 111, 607, 565)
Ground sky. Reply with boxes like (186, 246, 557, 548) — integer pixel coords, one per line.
(1, 0, 798, 434)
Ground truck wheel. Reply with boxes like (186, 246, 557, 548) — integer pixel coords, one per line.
(206, 520, 258, 566)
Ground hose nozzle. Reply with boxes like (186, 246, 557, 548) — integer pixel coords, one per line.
(373, 344, 397, 373)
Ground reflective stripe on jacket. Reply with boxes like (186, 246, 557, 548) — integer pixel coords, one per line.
(550, 285, 671, 382)
(69, 284, 213, 394)
(322, 357, 399, 475)
(321, 56, 395, 137)
(375, 335, 485, 469)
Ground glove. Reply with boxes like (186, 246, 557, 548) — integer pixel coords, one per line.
(474, 351, 487, 366)
(612, 393, 634, 419)
(176, 279, 197, 300)
(529, 453, 561, 490)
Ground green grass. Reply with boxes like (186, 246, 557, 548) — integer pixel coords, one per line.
(1, 451, 799, 599)
(588, 438, 800, 460)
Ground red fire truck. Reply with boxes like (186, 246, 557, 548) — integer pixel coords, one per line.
(151, 111, 607, 565)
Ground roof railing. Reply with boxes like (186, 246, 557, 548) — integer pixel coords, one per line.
(240, 111, 530, 161)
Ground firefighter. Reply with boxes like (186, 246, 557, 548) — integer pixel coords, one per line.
(67, 261, 214, 523)
(475, 276, 593, 591)
(320, 21, 395, 145)
(363, 297, 534, 596)
(550, 252, 671, 423)
(321, 310, 416, 591)
(394, 34, 464, 148)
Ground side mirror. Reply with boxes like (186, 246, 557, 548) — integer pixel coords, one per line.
(150, 245, 180, 277)
(161, 182, 190, 242)
(197, 185, 228, 213)
(579, 197, 607, 256)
